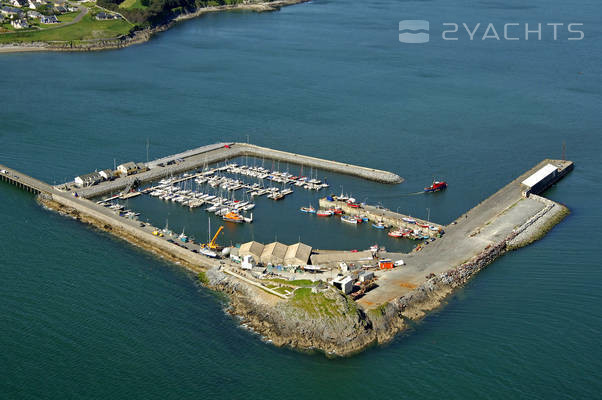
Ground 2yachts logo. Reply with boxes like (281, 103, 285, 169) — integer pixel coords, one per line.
(399, 20, 584, 43)
(398, 20, 430, 43)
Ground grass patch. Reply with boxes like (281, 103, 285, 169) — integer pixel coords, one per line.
(0, 13, 132, 43)
(274, 286, 293, 295)
(367, 302, 389, 318)
(289, 288, 342, 318)
(58, 11, 81, 23)
(267, 278, 316, 287)
(197, 271, 209, 285)
(119, 0, 148, 9)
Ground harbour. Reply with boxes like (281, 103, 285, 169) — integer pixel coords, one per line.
(1, 147, 574, 328)
(1, 0, 599, 395)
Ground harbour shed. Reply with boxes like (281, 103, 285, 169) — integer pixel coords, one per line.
(74, 172, 102, 187)
(239, 241, 264, 263)
(117, 162, 138, 176)
(332, 276, 354, 295)
(99, 169, 115, 181)
(521, 163, 559, 195)
(284, 242, 312, 266)
(260, 242, 288, 265)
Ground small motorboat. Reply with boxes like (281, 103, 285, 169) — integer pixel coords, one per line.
(300, 206, 316, 213)
(372, 221, 386, 229)
(402, 217, 416, 224)
(341, 215, 358, 224)
(316, 210, 334, 217)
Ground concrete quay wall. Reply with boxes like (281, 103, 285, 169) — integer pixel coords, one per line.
(234, 143, 404, 184)
(50, 193, 220, 271)
(318, 198, 444, 234)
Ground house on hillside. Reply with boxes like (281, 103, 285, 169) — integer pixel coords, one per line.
(40, 14, 58, 23)
(95, 11, 116, 21)
(1, 6, 23, 17)
(9, 0, 28, 8)
(27, 10, 41, 18)
(11, 18, 29, 28)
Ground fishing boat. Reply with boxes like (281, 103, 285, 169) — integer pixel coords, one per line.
(179, 229, 189, 243)
(332, 207, 344, 215)
(388, 230, 403, 238)
(316, 209, 334, 217)
(223, 211, 244, 224)
(341, 215, 358, 224)
(300, 205, 316, 213)
(424, 180, 447, 192)
(402, 217, 416, 224)
(372, 221, 386, 229)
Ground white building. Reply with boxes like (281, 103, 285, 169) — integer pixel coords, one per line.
(332, 276, 354, 294)
(521, 163, 559, 196)
(99, 169, 115, 181)
(74, 172, 102, 187)
(240, 255, 256, 270)
(117, 162, 138, 176)
(11, 19, 28, 29)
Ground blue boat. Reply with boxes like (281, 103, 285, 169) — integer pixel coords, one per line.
(372, 221, 386, 229)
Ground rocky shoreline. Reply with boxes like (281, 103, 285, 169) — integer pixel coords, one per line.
(0, 0, 310, 53)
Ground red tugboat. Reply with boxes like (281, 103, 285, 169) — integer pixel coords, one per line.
(424, 180, 447, 193)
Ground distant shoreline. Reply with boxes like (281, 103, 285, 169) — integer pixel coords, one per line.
(0, 0, 310, 54)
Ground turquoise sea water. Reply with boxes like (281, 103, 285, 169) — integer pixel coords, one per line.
(1, 0, 601, 398)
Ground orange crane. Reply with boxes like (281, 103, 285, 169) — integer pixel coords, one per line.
(204, 226, 224, 250)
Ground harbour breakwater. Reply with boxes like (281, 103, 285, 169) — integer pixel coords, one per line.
(73, 142, 403, 198)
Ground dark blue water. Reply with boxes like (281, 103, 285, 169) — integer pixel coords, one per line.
(1, 0, 601, 398)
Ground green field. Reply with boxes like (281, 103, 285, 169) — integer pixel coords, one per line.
(0, 13, 132, 43)
(119, 0, 148, 10)
(57, 11, 81, 23)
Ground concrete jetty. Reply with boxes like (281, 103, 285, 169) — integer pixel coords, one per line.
(62, 142, 403, 199)
(318, 198, 444, 233)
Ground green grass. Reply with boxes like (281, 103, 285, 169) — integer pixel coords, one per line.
(119, 0, 148, 10)
(289, 288, 342, 318)
(197, 271, 209, 285)
(0, 13, 132, 43)
(57, 12, 81, 23)
(267, 278, 317, 287)
(274, 286, 293, 295)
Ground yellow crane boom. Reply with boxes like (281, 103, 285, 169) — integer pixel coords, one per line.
(207, 226, 224, 249)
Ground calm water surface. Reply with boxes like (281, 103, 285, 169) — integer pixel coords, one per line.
(1, 0, 601, 398)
